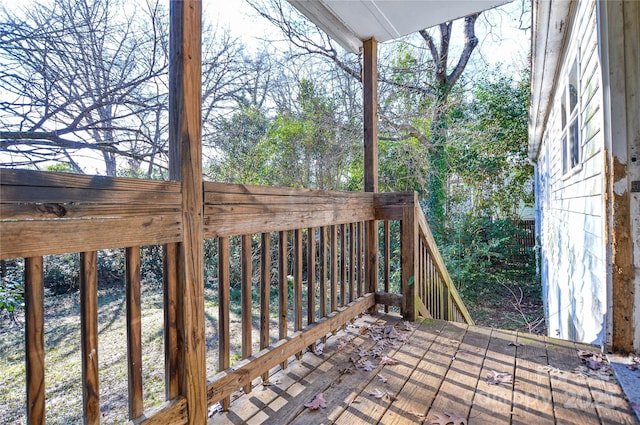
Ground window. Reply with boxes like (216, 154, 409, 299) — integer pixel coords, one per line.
(562, 59, 581, 174)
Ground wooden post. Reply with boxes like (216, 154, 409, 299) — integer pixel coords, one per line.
(363, 38, 379, 313)
(125, 247, 143, 419)
(80, 251, 99, 425)
(400, 196, 419, 321)
(25, 257, 45, 425)
(168, 0, 206, 422)
(241, 234, 252, 394)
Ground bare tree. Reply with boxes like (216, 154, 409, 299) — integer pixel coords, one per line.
(0, 0, 169, 176)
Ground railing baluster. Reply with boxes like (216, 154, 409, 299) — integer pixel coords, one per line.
(307, 227, 316, 326)
(356, 221, 363, 299)
(163, 242, 179, 399)
(349, 222, 355, 303)
(319, 226, 327, 319)
(330, 225, 338, 313)
(241, 234, 252, 394)
(278, 231, 288, 370)
(25, 256, 45, 425)
(126, 247, 143, 419)
(340, 223, 346, 307)
(384, 221, 390, 313)
(80, 251, 99, 425)
(294, 229, 303, 360)
(218, 237, 231, 410)
(260, 233, 270, 383)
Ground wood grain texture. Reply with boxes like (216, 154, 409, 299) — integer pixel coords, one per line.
(363, 37, 378, 193)
(80, 251, 100, 425)
(168, 1, 206, 423)
(401, 202, 418, 321)
(163, 242, 180, 399)
(126, 247, 144, 419)
(25, 256, 45, 425)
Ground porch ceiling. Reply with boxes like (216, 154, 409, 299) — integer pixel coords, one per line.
(287, 0, 513, 53)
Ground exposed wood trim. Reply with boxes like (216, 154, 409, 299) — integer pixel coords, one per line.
(163, 242, 180, 399)
(206, 294, 375, 405)
(241, 234, 252, 394)
(25, 256, 45, 425)
(129, 396, 188, 425)
(260, 233, 270, 382)
(401, 200, 418, 321)
(168, 0, 206, 422)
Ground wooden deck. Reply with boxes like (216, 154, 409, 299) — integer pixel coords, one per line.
(208, 314, 638, 425)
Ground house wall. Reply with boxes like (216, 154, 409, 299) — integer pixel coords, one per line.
(536, 0, 608, 345)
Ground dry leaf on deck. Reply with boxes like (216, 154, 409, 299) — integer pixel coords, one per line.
(380, 356, 399, 366)
(369, 389, 397, 401)
(486, 370, 513, 385)
(402, 321, 414, 331)
(377, 373, 388, 383)
(361, 360, 375, 371)
(508, 342, 523, 347)
(313, 343, 324, 356)
(427, 410, 467, 425)
(337, 338, 348, 351)
(304, 392, 327, 410)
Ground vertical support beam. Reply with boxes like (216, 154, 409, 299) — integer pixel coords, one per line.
(294, 229, 303, 359)
(126, 247, 143, 419)
(169, 0, 206, 422)
(330, 225, 338, 313)
(384, 220, 391, 313)
(400, 197, 419, 321)
(25, 256, 45, 425)
(80, 251, 99, 425)
(307, 227, 316, 326)
(363, 38, 378, 193)
(260, 233, 270, 382)
(363, 38, 379, 314)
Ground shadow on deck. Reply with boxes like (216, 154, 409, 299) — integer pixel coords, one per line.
(209, 314, 638, 425)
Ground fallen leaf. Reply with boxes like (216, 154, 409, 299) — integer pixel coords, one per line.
(486, 370, 513, 385)
(377, 373, 388, 383)
(380, 356, 399, 366)
(402, 321, 414, 331)
(427, 410, 467, 425)
(313, 343, 325, 356)
(370, 389, 386, 399)
(337, 338, 348, 351)
(508, 342, 523, 347)
(304, 392, 327, 410)
(369, 388, 397, 401)
(361, 360, 375, 371)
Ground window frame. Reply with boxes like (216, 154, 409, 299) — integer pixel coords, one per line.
(561, 56, 582, 176)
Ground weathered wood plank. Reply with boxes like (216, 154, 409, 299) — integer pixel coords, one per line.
(208, 315, 381, 425)
(401, 202, 417, 321)
(260, 233, 270, 383)
(349, 222, 356, 303)
(294, 229, 303, 360)
(130, 396, 187, 425)
(0, 204, 180, 221)
(374, 292, 402, 308)
(377, 320, 466, 424)
(545, 337, 603, 424)
(278, 231, 288, 370)
(330, 225, 338, 313)
(241, 234, 253, 394)
(126, 247, 144, 420)
(307, 227, 316, 327)
(363, 37, 379, 193)
(1, 185, 181, 205)
(25, 256, 45, 425)
(365, 219, 378, 314)
(80, 251, 100, 425)
(511, 332, 554, 425)
(467, 328, 519, 424)
(203, 207, 375, 240)
(340, 224, 346, 307)
(204, 181, 375, 200)
(426, 323, 489, 424)
(0, 168, 180, 192)
(218, 236, 231, 410)
(163, 242, 180, 399)
(205, 295, 375, 406)
(383, 220, 391, 313)
(319, 226, 327, 319)
(1, 215, 182, 259)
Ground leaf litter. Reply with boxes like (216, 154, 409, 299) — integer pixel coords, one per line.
(304, 392, 327, 410)
(427, 410, 467, 425)
(486, 370, 513, 385)
(575, 349, 613, 380)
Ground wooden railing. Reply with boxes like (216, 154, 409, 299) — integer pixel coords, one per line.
(0, 169, 471, 424)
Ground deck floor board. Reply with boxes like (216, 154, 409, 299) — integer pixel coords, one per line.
(209, 313, 638, 425)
